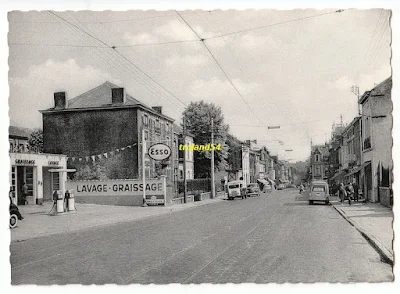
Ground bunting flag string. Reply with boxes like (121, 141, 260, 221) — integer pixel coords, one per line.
(68, 143, 137, 163)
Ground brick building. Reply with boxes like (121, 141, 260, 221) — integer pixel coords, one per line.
(40, 81, 176, 182)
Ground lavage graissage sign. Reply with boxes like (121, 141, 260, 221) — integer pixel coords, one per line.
(67, 179, 165, 197)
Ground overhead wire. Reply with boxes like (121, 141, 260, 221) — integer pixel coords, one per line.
(207, 11, 287, 150)
(47, 10, 188, 109)
(73, 11, 186, 110)
(56, 11, 177, 109)
(175, 11, 265, 128)
(204, 9, 346, 40)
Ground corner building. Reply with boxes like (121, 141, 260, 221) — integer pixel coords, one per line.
(41, 81, 176, 182)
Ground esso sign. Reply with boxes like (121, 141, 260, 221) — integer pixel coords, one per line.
(148, 143, 172, 161)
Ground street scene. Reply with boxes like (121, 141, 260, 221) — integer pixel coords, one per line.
(7, 8, 393, 284)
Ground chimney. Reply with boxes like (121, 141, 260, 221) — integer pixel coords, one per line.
(152, 106, 162, 114)
(111, 88, 125, 104)
(54, 92, 67, 109)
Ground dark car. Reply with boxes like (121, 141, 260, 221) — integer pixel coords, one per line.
(246, 183, 260, 197)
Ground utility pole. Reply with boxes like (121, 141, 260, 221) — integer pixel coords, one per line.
(211, 117, 215, 199)
(183, 119, 187, 204)
(141, 128, 147, 207)
(351, 85, 361, 115)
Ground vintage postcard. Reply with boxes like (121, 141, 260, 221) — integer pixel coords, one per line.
(5, 2, 395, 287)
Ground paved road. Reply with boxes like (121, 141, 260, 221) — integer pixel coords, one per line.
(11, 189, 393, 284)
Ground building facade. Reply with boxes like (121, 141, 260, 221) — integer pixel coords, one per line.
(40, 81, 176, 182)
(310, 145, 329, 180)
(9, 126, 68, 205)
(359, 77, 392, 204)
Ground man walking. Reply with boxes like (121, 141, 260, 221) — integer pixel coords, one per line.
(339, 183, 347, 204)
(353, 181, 359, 202)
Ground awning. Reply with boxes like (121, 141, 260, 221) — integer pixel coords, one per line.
(346, 161, 371, 177)
(331, 170, 346, 180)
(257, 179, 270, 185)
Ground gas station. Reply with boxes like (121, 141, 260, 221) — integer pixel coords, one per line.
(9, 152, 70, 206)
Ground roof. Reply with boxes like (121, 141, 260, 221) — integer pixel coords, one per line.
(41, 81, 174, 121)
(359, 76, 392, 104)
(67, 81, 143, 109)
(370, 76, 392, 96)
(9, 126, 33, 139)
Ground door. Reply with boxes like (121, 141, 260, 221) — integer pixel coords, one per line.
(365, 163, 372, 201)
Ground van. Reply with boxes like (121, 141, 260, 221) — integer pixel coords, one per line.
(227, 180, 247, 200)
(309, 180, 330, 205)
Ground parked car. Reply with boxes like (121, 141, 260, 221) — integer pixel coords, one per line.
(277, 184, 285, 190)
(227, 180, 247, 200)
(309, 180, 330, 205)
(246, 183, 260, 197)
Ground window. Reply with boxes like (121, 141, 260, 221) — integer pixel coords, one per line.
(312, 186, 325, 192)
(315, 166, 321, 176)
(144, 130, 149, 141)
(315, 154, 320, 162)
(143, 114, 149, 126)
(363, 116, 371, 150)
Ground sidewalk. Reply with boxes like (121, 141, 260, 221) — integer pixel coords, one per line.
(10, 195, 225, 243)
(332, 198, 394, 265)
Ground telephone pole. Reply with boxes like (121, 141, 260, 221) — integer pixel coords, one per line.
(351, 85, 361, 115)
(211, 117, 215, 199)
(183, 119, 188, 204)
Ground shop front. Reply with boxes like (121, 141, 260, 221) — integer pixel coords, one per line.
(9, 152, 68, 205)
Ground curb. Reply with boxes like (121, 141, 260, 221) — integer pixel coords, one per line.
(332, 205, 394, 266)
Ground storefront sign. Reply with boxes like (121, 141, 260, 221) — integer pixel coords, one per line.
(48, 161, 60, 166)
(67, 179, 165, 198)
(14, 159, 35, 165)
(148, 143, 171, 161)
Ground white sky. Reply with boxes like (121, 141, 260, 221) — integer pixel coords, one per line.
(7, 8, 391, 162)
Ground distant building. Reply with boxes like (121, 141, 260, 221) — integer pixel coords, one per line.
(310, 144, 329, 180)
(359, 77, 392, 205)
(173, 124, 194, 180)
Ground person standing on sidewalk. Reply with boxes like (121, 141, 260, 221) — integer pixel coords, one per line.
(353, 181, 359, 202)
(339, 183, 347, 204)
(21, 182, 29, 205)
(346, 183, 353, 205)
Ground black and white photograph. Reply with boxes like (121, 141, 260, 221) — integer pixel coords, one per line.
(3, 0, 398, 287)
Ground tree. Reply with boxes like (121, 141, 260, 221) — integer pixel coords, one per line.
(73, 162, 108, 180)
(28, 128, 43, 153)
(182, 101, 229, 178)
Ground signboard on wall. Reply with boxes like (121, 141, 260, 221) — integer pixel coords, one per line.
(68, 179, 164, 196)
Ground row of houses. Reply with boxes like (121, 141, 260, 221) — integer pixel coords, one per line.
(9, 81, 293, 206)
(225, 137, 292, 188)
(310, 76, 393, 207)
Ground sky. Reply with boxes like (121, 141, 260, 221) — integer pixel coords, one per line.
(7, 8, 391, 162)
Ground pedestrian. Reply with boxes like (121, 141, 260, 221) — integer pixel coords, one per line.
(346, 183, 354, 205)
(353, 181, 359, 202)
(339, 183, 347, 204)
(21, 182, 29, 205)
